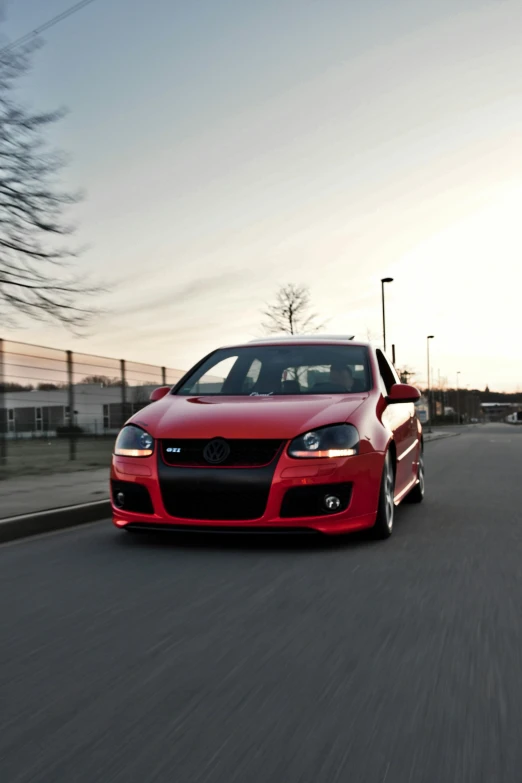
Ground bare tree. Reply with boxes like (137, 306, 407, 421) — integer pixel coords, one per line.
(262, 284, 324, 335)
(0, 43, 96, 328)
(396, 366, 416, 384)
(81, 375, 122, 387)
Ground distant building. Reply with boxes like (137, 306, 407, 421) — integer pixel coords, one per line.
(481, 402, 520, 423)
(0, 384, 160, 438)
(0, 373, 230, 437)
(415, 394, 429, 424)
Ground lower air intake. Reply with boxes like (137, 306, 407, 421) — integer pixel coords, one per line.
(280, 483, 352, 518)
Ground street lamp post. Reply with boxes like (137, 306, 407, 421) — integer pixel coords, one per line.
(381, 277, 393, 354)
(456, 371, 461, 425)
(427, 335, 434, 431)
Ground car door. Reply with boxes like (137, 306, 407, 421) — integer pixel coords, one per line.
(376, 350, 415, 495)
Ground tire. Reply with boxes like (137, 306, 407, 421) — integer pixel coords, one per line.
(404, 445, 425, 504)
(371, 451, 395, 539)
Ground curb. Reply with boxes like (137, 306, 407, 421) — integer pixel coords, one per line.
(0, 499, 110, 544)
(424, 431, 461, 443)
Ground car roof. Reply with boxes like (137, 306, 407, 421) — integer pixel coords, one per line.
(222, 335, 371, 349)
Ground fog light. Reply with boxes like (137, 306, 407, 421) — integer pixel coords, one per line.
(324, 494, 341, 511)
(115, 491, 125, 509)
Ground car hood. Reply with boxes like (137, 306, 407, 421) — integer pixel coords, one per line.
(131, 394, 368, 440)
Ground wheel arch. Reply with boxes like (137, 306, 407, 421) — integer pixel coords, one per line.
(387, 438, 397, 478)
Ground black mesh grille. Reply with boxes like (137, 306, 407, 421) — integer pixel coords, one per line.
(160, 485, 269, 521)
(161, 439, 283, 467)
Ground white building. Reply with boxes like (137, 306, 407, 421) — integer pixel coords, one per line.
(481, 402, 520, 422)
(1, 383, 161, 438)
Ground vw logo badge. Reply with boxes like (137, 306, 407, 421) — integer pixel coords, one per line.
(203, 438, 231, 465)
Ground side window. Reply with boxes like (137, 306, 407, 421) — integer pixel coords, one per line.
(241, 359, 262, 392)
(281, 365, 307, 389)
(376, 350, 398, 395)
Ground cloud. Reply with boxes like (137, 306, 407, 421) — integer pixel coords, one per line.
(110, 268, 257, 319)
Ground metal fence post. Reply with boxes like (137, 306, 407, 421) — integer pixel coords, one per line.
(161, 366, 166, 386)
(66, 350, 76, 461)
(0, 338, 6, 467)
(120, 359, 127, 424)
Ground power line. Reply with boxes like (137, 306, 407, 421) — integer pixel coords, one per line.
(0, 0, 100, 55)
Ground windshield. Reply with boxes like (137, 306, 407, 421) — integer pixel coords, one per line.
(174, 344, 372, 396)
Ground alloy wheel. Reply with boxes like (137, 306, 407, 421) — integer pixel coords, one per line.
(384, 459, 395, 531)
(418, 453, 425, 497)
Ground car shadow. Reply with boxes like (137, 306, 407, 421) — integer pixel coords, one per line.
(112, 526, 379, 555)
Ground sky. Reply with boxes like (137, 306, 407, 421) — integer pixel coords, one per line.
(1, 0, 521, 391)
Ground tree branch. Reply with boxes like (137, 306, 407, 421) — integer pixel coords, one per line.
(0, 40, 97, 329)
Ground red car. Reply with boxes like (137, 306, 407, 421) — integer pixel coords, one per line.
(111, 336, 424, 539)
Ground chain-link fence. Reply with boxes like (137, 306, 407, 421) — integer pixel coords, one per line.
(0, 340, 186, 477)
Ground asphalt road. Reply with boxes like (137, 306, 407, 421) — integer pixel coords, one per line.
(2, 424, 522, 783)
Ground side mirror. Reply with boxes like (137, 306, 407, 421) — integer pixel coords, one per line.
(387, 383, 421, 404)
(149, 386, 170, 402)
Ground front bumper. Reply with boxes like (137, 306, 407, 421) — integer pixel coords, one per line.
(111, 450, 384, 535)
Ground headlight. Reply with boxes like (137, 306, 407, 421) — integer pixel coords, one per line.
(114, 426, 154, 457)
(288, 424, 359, 459)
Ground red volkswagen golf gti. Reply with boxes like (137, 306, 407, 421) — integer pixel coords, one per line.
(111, 336, 424, 539)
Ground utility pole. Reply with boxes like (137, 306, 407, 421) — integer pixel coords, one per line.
(427, 336, 434, 432)
(381, 278, 393, 353)
(457, 371, 461, 425)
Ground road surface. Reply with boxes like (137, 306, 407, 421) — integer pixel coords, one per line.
(1, 424, 522, 782)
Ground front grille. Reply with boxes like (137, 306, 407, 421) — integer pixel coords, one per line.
(160, 484, 269, 521)
(280, 483, 352, 518)
(161, 439, 284, 467)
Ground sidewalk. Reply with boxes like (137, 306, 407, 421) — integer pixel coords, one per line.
(423, 430, 459, 442)
(0, 468, 109, 519)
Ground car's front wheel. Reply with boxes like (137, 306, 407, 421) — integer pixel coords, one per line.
(371, 451, 395, 539)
